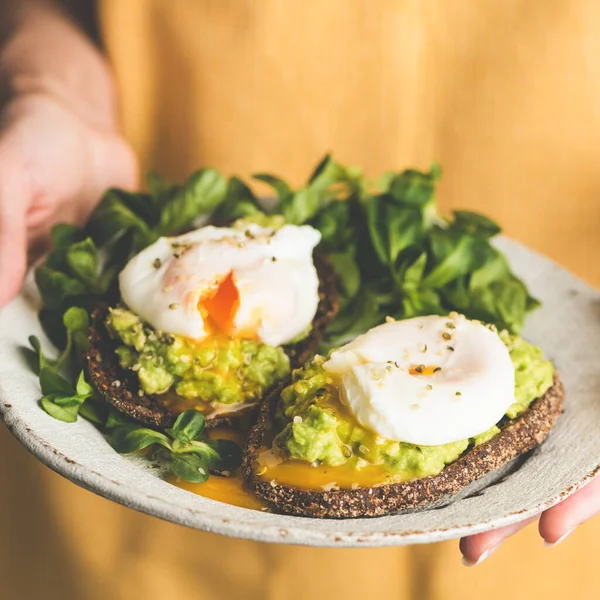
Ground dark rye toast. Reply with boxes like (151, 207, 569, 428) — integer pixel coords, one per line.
(242, 374, 565, 518)
(86, 254, 339, 429)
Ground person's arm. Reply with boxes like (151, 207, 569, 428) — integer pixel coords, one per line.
(0, 0, 137, 306)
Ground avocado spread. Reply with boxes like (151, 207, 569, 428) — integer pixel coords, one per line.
(273, 331, 554, 480)
(106, 308, 290, 406)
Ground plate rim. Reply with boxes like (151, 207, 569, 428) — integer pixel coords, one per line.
(2, 236, 600, 547)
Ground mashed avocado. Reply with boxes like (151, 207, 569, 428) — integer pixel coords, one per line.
(233, 213, 285, 230)
(106, 308, 290, 405)
(273, 332, 554, 480)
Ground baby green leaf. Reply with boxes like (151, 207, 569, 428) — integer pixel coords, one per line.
(109, 425, 172, 454)
(469, 249, 510, 290)
(63, 307, 88, 332)
(46, 224, 86, 271)
(88, 189, 156, 248)
(39, 368, 74, 396)
(308, 154, 349, 191)
(280, 187, 323, 225)
(75, 370, 92, 396)
(422, 236, 482, 288)
(105, 408, 135, 429)
(492, 277, 529, 333)
(146, 171, 179, 206)
(326, 252, 361, 299)
(401, 252, 428, 290)
(323, 290, 383, 348)
(198, 439, 243, 471)
(166, 410, 206, 444)
(34, 266, 87, 310)
(213, 177, 261, 221)
(170, 452, 210, 483)
(367, 197, 422, 265)
(310, 200, 357, 253)
(157, 168, 228, 235)
(53, 394, 88, 407)
(28, 335, 56, 372)
(453, 210, 501, 239)
(40, 397, 79, 423)
(63, 307, 90, 354)
(387, 164, 439, 207)
(77, 397, 107, 424)
(252, 173, 292, 203)
(66, 238, 101, 290)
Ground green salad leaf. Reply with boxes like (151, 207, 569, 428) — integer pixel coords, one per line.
(26, 153, 540, 483)
(38, 368, 94, 423)
(38, 153, 537, 351)
(108, 409, 242, 483)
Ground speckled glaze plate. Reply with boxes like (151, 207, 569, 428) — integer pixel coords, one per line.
(1, 238, 599, 547)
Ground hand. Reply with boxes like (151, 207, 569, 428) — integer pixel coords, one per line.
(0, 0, 138, 308)
(0, 91, 137, 307)
(460, 474, 600, 565)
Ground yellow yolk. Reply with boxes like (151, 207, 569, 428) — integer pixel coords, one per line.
(408, 364, 440, 376)
(199, 272, 241, 335)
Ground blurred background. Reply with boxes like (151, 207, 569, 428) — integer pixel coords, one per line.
(1, 1, 599, 598)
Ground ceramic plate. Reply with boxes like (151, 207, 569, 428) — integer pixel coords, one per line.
(1, 238, 599, 547)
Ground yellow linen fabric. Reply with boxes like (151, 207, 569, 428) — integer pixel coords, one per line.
(1, 1, 599, 598)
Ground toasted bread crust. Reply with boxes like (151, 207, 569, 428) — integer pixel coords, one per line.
(242, 375, 565, 518)
(86, 254, 339, 429)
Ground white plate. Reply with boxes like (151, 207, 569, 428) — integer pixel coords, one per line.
(1, 237, 599, 547)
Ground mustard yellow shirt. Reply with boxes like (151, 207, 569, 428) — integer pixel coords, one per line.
(1, 2, 599, 599)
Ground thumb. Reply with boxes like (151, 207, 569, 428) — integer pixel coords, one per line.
(0, 139, 29, 308)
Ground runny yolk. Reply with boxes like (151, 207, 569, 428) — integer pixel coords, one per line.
(199, 271, 240, 335)
(408, 364, 440, 376)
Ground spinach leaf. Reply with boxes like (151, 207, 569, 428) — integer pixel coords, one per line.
(252, 173, 292, 204)
(165, 410, 206, 444)
(77, 396, 107, 424)
(422, 235, 483, 288)
(34, 267, 87, 310)
(170, 452, 210, 483)
(453, 210, 501, 238)
(197, 439, 243, 472)
(28, 335, 56, 372)
(63, 307, 90, 355)
(87, 189, 156, 248)
(106, 409, 241, 484)
(65, 238, 101, 291)
(105, 408, 135, 429)
(157, 169, 228, 235)
(110, 425, 172, 453)
(387, 163, 440, 207)
(39, 368, 73, 396)
(326, 252, 361, 299)
(213, 177, 262, 222)
(40, 397, 80, 423)
(146, 170, 179, 207)
(367, 196, 423, 265)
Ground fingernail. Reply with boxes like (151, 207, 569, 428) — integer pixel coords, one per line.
(543, 528, 575, 548)
(461, 543, 501, 567)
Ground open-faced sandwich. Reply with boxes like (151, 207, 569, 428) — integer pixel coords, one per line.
(243, 312, 564, 518)
(29, 155, 556, 496)
(87, 218, 339, 429)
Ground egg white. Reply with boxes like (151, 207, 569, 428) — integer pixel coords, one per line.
(118, 224, 321, 346)
(324, 314, 516, 446)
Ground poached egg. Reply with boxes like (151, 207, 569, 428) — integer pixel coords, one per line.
(119, 223, 321, 346)
(324, 314, 515, 446)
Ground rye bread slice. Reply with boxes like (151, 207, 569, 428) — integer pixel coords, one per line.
(86, 254, 339, 429)
(242, 375, 565, 518)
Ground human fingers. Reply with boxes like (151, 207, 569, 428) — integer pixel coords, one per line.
(0, 136, 29, 307)
(538, 473, 600, 545)
(459, 515, 539, 566)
